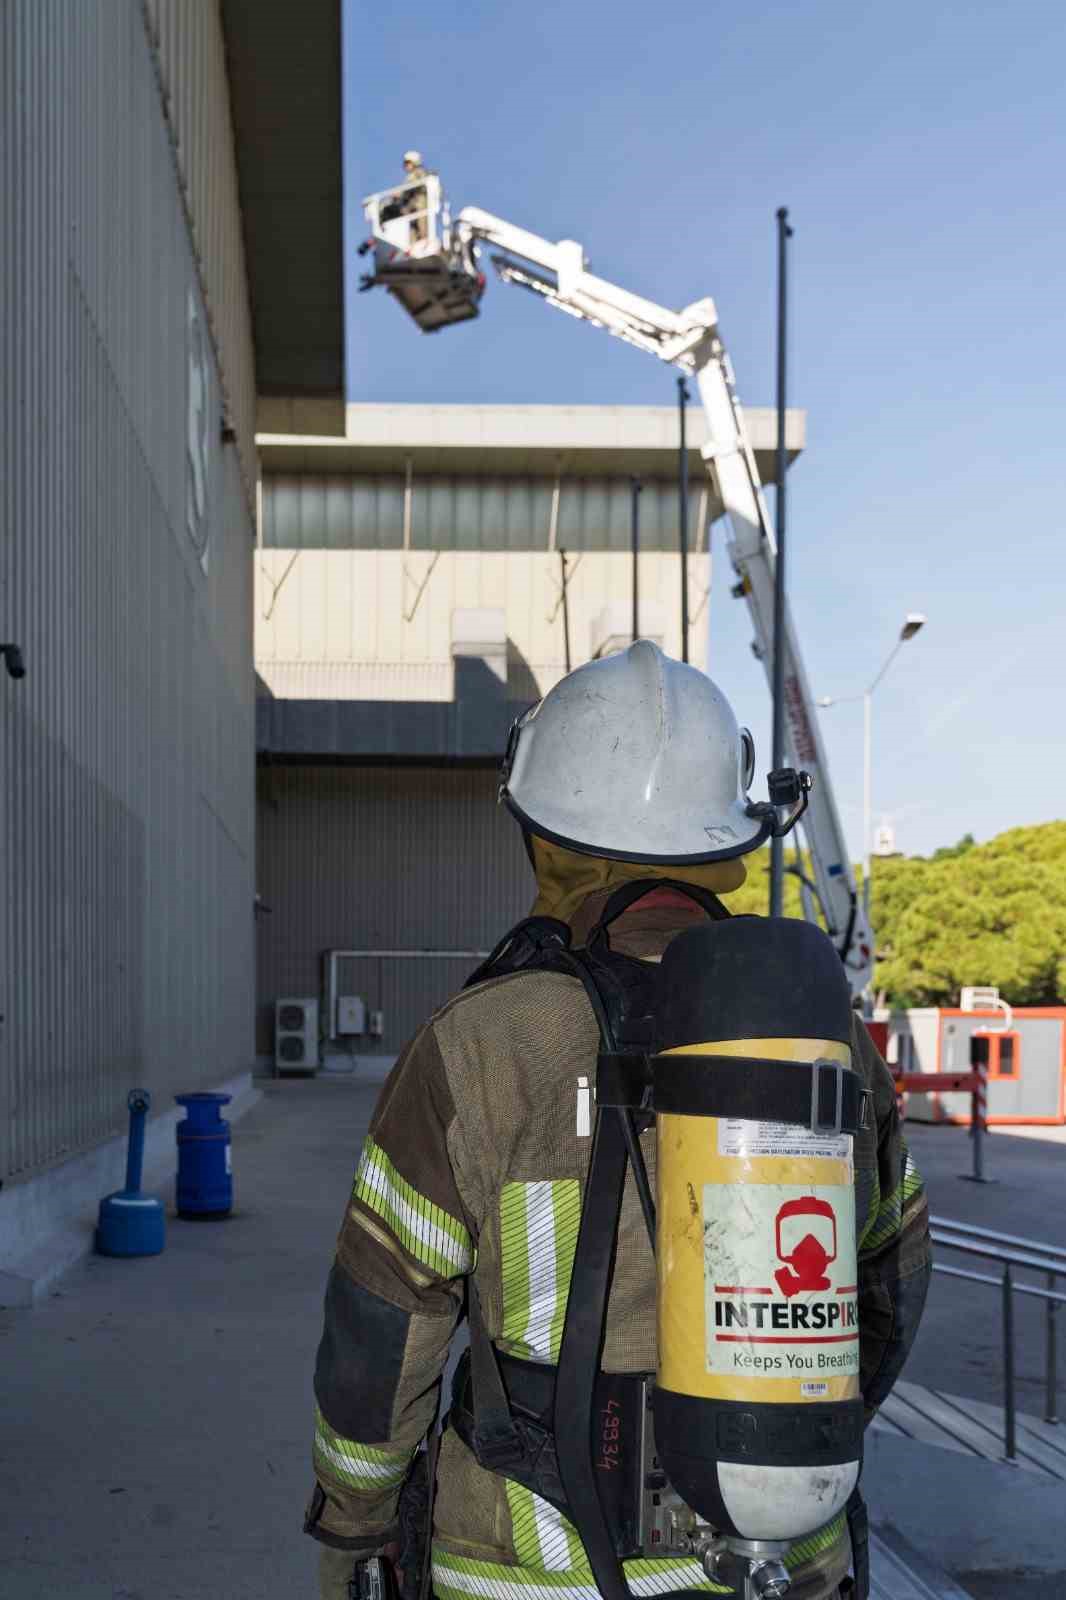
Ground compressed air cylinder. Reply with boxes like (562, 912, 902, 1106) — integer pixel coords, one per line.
(652, 917, 863, 1542)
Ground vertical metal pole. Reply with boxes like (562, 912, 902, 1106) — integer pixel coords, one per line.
(1047, 1272, 1058, 1425)
(770, 207, 792, 917)
(560, 548, 572, 673)
(863, 690, 872, 924)
(677, 378, 690, 663)
(1003, 1262, 1017, 1460)
(631, 478, 642, 643)
(973, 1051, 987, 1182)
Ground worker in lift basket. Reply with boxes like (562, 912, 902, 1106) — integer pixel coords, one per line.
(399, 149, 429, 243)
(304, 642, 932, 1600)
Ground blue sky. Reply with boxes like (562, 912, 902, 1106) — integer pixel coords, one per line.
(343, 0, 1065, 861)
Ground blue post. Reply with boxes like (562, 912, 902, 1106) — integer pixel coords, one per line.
(96, 1089, 166, 1257)
(124, 1090, 148, 1193)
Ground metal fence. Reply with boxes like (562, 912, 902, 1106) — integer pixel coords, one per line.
(930, 1215, 1065, 1457)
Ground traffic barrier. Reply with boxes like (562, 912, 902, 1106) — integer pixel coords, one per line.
(893, 1070, 991, 1183)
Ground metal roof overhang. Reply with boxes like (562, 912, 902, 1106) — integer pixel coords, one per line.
(221, 0, 344, 399)
(258, 401, 805, 483)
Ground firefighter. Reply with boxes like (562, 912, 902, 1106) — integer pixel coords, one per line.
(305, 642, 931, 1600)
(402, 149, 427, 183)
(400, 149, 429, 243)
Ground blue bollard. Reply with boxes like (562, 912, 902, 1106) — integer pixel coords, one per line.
(175, 1093, 233, 1218)
(96, 1090, 166, 1257)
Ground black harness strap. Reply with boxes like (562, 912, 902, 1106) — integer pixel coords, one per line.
(597, 1051, 871, 1136)
(585, 874, 732, 927)
(656, 1052, 870, 1132)
(841, 1486, 871, 1599)
(553, 1101, 633, 1600)
(466, 1278, 527, 1473)
(464, 916, 571, 990)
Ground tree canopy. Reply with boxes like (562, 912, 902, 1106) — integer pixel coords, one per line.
(726, 821, 1066, 1009)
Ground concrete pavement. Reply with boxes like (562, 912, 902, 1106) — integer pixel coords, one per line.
(1, 1077, 1065, 1598)
(0, 1072, 387, 1600)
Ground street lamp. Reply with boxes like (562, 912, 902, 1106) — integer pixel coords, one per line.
(818, 612, 927, 924)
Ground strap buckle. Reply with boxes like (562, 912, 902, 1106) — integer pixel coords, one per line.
(473, 1421, 528, 1473)
(810, 1058, 846, 1136)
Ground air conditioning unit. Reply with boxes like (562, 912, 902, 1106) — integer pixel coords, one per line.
(960, 986, 1000, 1012)
(275, 997, 320, 1074)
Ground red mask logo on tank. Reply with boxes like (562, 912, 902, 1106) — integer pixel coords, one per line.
(773, 1197, 838, 1298)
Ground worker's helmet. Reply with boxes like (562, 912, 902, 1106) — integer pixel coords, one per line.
(500, 641, 765, 863)
(403, 150, 423, 169)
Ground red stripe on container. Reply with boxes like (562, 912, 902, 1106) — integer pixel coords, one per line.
(715, 1333, 859, 1345)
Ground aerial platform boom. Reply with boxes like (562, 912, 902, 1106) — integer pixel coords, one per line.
(360, 181, 872, 989)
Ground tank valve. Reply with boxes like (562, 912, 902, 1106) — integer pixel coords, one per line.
(749, 1558, 791, 1599)
(701, 1539, 793, 1600)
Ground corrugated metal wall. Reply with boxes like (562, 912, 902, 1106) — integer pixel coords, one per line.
(256, 768, 535, 1055)
(141, 0, 258, 498)
(0, 1, 255, 1180)
(255, 549, 710, 690)
(262, 473, 705, 552)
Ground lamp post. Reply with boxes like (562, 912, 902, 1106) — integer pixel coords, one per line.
(769, 206, 792, 917)
(818, 612, 926, 923)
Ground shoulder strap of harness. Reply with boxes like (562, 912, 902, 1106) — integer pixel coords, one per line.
(464, 916, 572, 990)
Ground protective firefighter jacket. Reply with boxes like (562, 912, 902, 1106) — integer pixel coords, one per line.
(306, 901, 931, 1600)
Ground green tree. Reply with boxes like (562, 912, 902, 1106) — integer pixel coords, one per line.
(726, 822, 1066, 1008)
(873, 822, 1066, 1006)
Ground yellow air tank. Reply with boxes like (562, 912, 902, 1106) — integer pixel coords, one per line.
(651, 917, 865, 1547)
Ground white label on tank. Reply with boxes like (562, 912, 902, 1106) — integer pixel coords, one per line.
(703, 1181, 859, 1379)
(225, 1146, 232, 1175)
(718, 1118, 851, 1165)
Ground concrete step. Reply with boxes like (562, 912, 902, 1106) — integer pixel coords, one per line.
(871, 1526, 976, 1599)
(872, 1379, 1066, 1481)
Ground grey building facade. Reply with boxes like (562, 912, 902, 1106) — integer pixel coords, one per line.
(0, 0, 343, 1299)
(256, 765, 534, 1059)
(254, 405, 804, 1070)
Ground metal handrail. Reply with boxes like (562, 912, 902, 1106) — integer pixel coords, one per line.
(931, 1215, 1066, 1265)
(931, 1229, 1066, 1276)
(931, 1216, 1061, 1458)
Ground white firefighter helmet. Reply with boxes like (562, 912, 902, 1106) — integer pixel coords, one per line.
(501, 641, 766, 863)
(403, 149, 423, 169)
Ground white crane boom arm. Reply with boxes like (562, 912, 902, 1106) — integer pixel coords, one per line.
(446, 203, 872, 987)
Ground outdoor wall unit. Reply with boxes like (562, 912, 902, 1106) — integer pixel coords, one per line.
(336, 995, 367, 1036)
(274, 998, 320, 1074)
